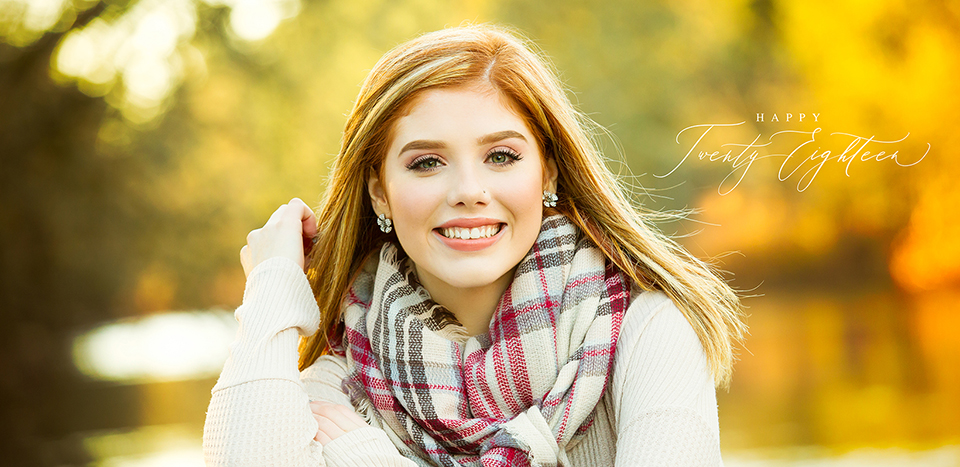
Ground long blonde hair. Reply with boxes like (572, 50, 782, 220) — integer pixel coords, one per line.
(300, 24, 746, 387)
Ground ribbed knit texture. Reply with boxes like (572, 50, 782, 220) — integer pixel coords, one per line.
(212, 257, 321, 392)
(203, 258, 724, 466)
(340, 217, 631, 467)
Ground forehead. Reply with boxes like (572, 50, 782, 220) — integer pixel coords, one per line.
(390, 85, 532, 142)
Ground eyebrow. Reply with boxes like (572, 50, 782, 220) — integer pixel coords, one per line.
(478, 130, 526, 146)
(398, 130, 527, 155)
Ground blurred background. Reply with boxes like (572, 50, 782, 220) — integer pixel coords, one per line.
(1, 0, 958, 465)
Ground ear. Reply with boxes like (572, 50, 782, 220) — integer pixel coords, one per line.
(543, 156, 559, 193)
(367, 173, 391, 217)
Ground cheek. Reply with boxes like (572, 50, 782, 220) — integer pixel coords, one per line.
(495, 170, 545, 226)
(514, 185, 543, 215)
(386, 178, 441, 231)
(509, 165, 545, 201)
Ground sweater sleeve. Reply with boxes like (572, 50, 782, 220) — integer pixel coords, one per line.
(202, 257, 415, 467)
(610, 291, 724, 466)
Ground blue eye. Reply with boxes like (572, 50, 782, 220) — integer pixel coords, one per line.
(487, 148, 522, 166)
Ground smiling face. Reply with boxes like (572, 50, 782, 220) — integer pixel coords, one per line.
(368, 84, 558, 310)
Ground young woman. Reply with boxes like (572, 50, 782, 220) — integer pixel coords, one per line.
(204, 24, 746, 467)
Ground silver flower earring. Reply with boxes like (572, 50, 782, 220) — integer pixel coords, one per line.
(542, 190, 558, 208)
(377, 213, 393, 233)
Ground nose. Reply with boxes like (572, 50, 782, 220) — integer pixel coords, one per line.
(446, 163, 491, 207)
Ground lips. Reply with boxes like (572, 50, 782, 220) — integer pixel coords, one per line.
(433, 218, 506, 252)
(436, 217, 503, 229)
(438, 224, 503, 240)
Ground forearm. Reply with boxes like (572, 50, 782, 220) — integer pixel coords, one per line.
(204, 354, 418, 467)
(302, 358, 419, 466)
(202, 258, 416, 467)
(203, 257, 324, 466)
(204, 378, 324, 467)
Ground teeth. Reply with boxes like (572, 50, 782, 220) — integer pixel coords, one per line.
(441, 224, 501, 239)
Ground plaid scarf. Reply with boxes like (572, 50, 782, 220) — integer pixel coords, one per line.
(341, 215, 630, 467)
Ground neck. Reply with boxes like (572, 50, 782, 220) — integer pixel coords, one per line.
(414, 264, 516, 337)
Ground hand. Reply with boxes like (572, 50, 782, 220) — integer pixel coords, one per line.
(309, 401, 369, 445)
(240, 197, 318, 277)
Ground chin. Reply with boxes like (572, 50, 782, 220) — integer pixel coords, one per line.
(438, 271, 506, 290)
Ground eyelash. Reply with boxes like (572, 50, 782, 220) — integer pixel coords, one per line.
(406, 148, 523, 172)
(487, 147, 523, 166)
(406, 155, 442, 171)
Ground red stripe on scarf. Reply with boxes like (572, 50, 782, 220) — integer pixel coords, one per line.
(341, 216, 633, 467)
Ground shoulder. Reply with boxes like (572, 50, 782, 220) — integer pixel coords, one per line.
(611, 288, 717, 415)
(619, 288, 700, 353)
(603, 289, 723, 464)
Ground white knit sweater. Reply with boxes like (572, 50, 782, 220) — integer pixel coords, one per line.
(203, 257, 724, 466)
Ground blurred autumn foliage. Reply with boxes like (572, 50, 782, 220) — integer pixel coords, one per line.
(1, 0, 958, 464)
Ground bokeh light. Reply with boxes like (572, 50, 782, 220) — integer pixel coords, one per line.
(72, 311, 236, 384)
(2, 0, 959, 465)
(50, 0, 301, 123)
(225, 0, 301, 42)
